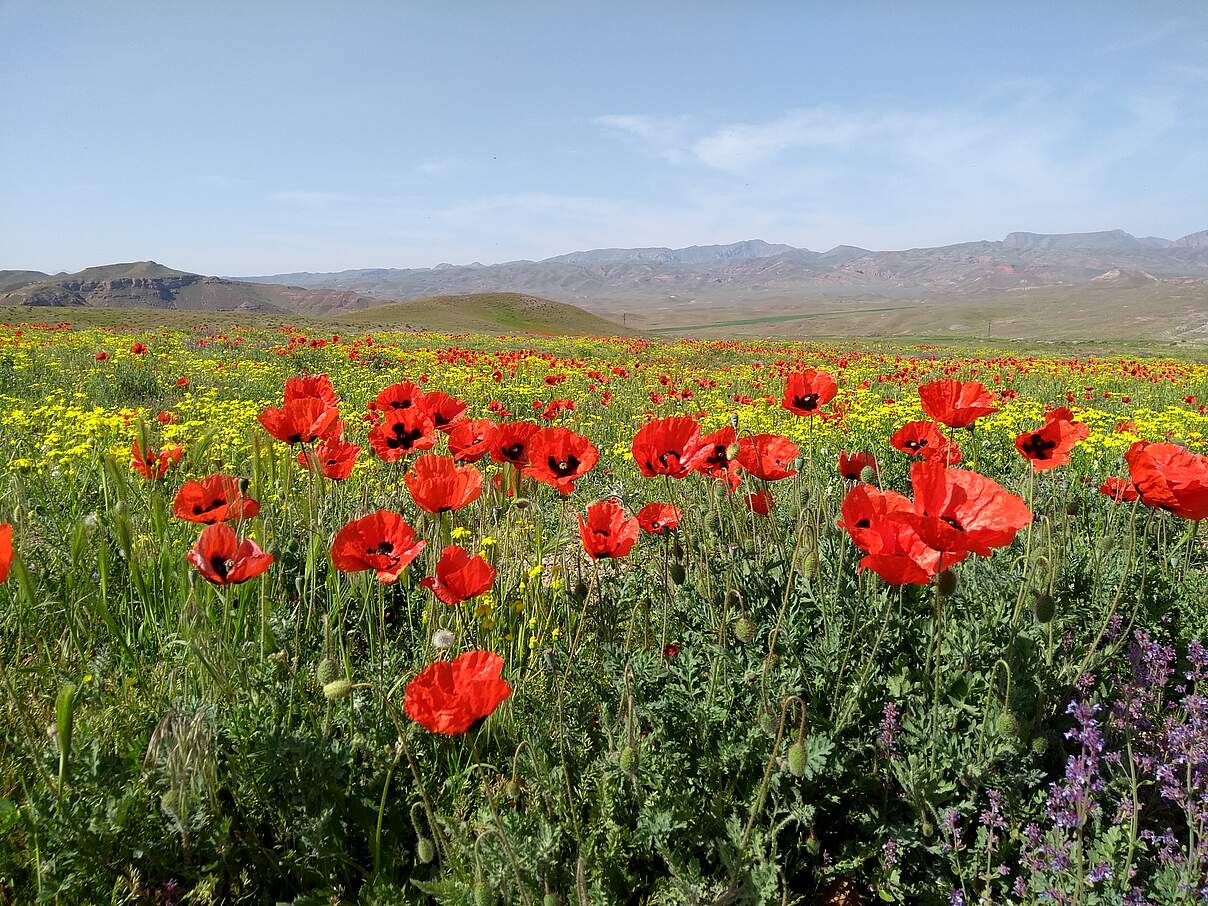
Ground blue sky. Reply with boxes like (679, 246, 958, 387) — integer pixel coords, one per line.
(2, 1, 1207, 275)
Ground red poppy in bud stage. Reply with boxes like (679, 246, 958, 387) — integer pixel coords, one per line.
(908, 461, 1031, 558)
(838, 451, 878, 481)
(284, 373, 340, 408)
(1015, 417, 1089, 471)
(0, 523, 11, 584)
(173, 475, 260, 524)
(631, 417, 709, 479)
(419, 390, 468, 431)
(490, 421, 540, 468)
(298, 436, 360, 480)
(918, 379, 998, 428)
(744, 489, 775, 516)
(524, 427, 599, 493)
(130, 439, 183, 480)
(890, 420, 961, 463)
(368, 407, 436, 462)
(696, 426, 742, 489)
(737, 434, 799, 481)
(637, 502, 681, 535)
(404, 454, 484, 513)
(1125, 441, 1208, 520)
(258, 397, 341, 446)
(404, 650, 512, 735)
(1099, 476, 1140, 503)
(420, 545, 495, 604)
(372, 380, 425, 415)
(186, 522, 273, 585)
(447, 419, 496, 463)
(331, 509, 426, 583)
(781, 370, 838, 416)
(578, 500, 640, 559)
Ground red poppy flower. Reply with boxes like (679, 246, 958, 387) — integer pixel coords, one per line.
(890, 420, 961, 463)
(447, 419, 496, 463)
(298, 436, 360, 480)
(0, 523, 11, 584)
(405, 454, 484, 513)
(404, 650, 512, 735)
(130, 342, 148, 355)
(130, 439, 183, 480)
(578, 500, 640, 559)
(173, 475, 260, 524)
(1126, 441, 1208, 520)
(95, 351, 109, 361)
(490, 421, 540, 468)
(781, 370, 838, 416)
(637, 502, 682, 535)
(838, 485, 944, 585)
(838, 451, 878, 481)
(524, 427, 599, 493)
(186, 522, 273, 585)
(420, 545, 495, 604)
(368, 407, 436, 462)
(631, 417, 709, 479)
(331, 509, 426, 583)
(696, 426, 742, 489)
(419, 390, 468, 432)
(744, 489, 775, 516)
(258, 397, 341, 446)
(372, 381, 426, 415)
(1015, 418, 1089, 471)
(284, 373, 340, 408)
(736, 434, 799, 481)
(909, 461, 1031, 558)
(918, 379, 998, 428)
(1099, 476, 1140, 503)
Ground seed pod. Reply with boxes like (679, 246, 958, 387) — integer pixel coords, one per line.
(1031, 736, 1049, 756)
(937, 570, 958, 597)
(1032, 591, 1055, 624)
(1064, 499, 1081, 517)
(859, 465, 877, 483)
(725, 442, 741, 461)
(416, 835, 435, 864)
(801, 550, 820, 579)
(511, 496, 532, 512)
(786, 740, 807, 776)
(315, 657, 337, 687)
(322, 678, 352, 701)
(732, 616, 756, 644)
(669, 562, 687, 585)
(505, 778, 522, 800)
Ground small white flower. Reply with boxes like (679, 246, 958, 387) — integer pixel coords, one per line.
(431, 629, 455, 650)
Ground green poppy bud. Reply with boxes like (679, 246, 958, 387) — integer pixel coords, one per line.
(859, 465, 877, 483)
(543, 895, 561, 906)
(416, 836, 435, 864)
(1033, 591, 1055, 624)
(732, 616, 756, 643)
(669, 562, 687, 585)
(994, 711, 1020, 739)
(474, 882, 492, 906)
(315, 657, 337, 687)
(786, 741, 807, 776)
(619, 745, 636, 773)
(1031, 736, 1048, 756)
(322, 678, 352, 701)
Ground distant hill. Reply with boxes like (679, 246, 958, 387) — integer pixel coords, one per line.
(339, 292, 634, 336)
(237, 229, 1208, 317)
(0, 261, 382, 315)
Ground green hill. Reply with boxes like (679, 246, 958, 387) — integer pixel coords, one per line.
(337, 292, 636, 336)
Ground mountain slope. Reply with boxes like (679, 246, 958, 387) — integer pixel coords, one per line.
(338, 292, 634, 336)
(237, 228, 1208, 313)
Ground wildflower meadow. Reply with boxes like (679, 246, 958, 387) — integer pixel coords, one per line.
(2, 320, 1208, 904)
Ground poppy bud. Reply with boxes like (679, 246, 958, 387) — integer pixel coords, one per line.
(474, 883, 492, 906)
(758, 711, 777, 735)
(937, 570, 958, 597)
(1032, 591, 1055, 624)
(1031, 736, 1048, 756)
(859, 465, 877, 483)
(1064, 499, 1080, 517)
(511, 496, 532, 512)
(732, 616, 756, 644)
(238, 476, 250, 495)
(994, 710, 1020, 739)
(786, 740, 807, 776)
(789, 457, 804, 472)
(572, 580, 588, 602)
(416, 835, 435, 864)
(669, 562, 687, 585)
(725, 442, 741, 461)
(801, 550, 820, 579)
(505, 779, 522, 800)
(730, 412, 739, 430)
(322, 678, 352, 701)
(544, 895, 561, 906)
(619, 745, 636, 773)
(315, 657, 337, 687)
